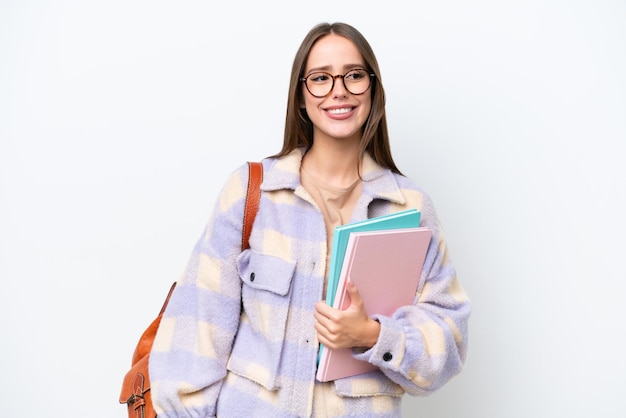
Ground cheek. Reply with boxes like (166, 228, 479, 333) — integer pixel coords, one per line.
(359, 100, 372, 122)
(303, 97, 321, 121)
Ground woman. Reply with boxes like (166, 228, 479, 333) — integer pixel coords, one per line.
(150, 22, 471, 417)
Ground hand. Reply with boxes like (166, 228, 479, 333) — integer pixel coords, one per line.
(314, 281, 381, 350)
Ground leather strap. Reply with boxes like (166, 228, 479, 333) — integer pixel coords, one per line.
(242, 161, 263, 251)
(130, 373, 147, 418)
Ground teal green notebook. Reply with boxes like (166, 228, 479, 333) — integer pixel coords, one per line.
(318, 209, 421, 367)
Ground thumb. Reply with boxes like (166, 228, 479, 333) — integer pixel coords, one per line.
(346, 280, 362, 307)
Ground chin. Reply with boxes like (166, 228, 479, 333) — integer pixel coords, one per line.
(325, 127, 362, 140)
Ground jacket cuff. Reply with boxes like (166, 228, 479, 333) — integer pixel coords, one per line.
(353, 315, 405, 368)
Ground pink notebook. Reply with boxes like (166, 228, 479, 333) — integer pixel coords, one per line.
(316, 227, 432, 382)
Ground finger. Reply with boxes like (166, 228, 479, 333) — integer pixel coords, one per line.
(346, 281, 363, 309)
(314, 307, 340, 335)
(315, 321, 342, 348)
(313, 310, 329, 327)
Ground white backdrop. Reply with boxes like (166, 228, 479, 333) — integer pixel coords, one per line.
(1, 1, 625, 417)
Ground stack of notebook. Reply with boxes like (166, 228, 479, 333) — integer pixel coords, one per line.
(316, 209, 432, 382)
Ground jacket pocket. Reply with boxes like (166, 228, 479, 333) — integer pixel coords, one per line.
(228, 251, 296, 390)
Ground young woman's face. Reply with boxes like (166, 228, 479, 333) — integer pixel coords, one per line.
(302, 34, 372, 144)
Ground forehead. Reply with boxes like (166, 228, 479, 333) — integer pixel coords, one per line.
(305, 34, 365, 71)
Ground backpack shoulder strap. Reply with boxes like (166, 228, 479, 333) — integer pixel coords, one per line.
(242, 161, 263, 251)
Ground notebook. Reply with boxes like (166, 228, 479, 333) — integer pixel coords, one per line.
(318, 209, 421, 364)
(316, 226, 432, 382)
(324, 209, 421, 308)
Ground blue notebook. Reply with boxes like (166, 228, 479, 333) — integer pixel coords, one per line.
(318, 209, 421, 367)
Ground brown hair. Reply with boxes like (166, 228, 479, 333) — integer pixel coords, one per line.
(271, 22, 402, 175)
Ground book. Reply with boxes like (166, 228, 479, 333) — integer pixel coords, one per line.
(317, 210, 421, 364)
(316, 227, 432, 382)
(325, 209, 421, 308)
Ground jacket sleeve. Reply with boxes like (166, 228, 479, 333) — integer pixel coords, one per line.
(148, 163, 251, 417)
(354, 190, 471, 395)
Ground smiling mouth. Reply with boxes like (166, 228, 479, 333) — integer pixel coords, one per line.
(326, 107, 353, 115)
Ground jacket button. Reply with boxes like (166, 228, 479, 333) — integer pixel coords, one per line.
(250, 272, 255, 282)
(383, 352, 393, 362)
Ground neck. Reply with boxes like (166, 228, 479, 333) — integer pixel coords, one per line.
(303, 140, 361, 188)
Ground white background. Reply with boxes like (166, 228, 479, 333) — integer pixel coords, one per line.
(1, 1, 625, 417)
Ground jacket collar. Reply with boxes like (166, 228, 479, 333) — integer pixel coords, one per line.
(262, 148, 407, 205)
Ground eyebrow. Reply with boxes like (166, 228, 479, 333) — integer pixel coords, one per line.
(305, 63, 366, 74)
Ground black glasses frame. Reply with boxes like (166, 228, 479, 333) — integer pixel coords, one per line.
(300, 69, 376, 98)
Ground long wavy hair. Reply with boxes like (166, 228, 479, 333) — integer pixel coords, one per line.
(271, 22, 402, 175)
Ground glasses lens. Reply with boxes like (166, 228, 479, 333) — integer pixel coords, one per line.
(305, 72, 333, 97)
(343, 69, 371, 95)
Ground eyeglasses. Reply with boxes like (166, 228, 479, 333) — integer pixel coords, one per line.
(300, 69, 375, 98)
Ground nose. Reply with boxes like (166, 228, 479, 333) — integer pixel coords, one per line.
(330, 75, 349, 97)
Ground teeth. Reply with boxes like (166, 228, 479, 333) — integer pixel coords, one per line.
(327, 108, 352, 114)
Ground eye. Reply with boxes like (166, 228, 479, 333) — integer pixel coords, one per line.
(345, 69, 368, 81)
(308, 72, 331, 84)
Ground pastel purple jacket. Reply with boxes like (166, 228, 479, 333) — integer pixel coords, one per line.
(149, 148, 471, 417)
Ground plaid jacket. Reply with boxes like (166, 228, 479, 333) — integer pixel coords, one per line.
(150, 148, 471, 417)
